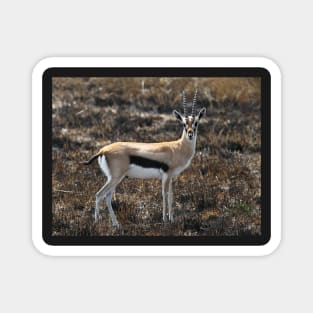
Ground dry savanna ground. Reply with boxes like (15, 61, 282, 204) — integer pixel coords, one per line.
(52, 77, 261, 236)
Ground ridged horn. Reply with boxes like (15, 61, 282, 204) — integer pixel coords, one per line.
(182, 90, 188, 117)
(191, 89, 198, 117)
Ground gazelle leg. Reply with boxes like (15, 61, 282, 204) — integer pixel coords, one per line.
(95, 180, 111, 222)
(162, 174, 168, 222)
(105, 191, 119, 228)
(95, 177, 122, 226)
(168, 178, 174, 222)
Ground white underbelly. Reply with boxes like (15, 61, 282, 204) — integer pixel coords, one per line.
(126, 164, 162, 179)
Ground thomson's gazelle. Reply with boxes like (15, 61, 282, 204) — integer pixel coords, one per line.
(83, 90, 206, 227)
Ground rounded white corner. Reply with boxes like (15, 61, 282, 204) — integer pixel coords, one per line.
(257, 56, 282, 80)
(31, 233, 54, 257)
(258, 234, 282, 256)
(32, 57, 56, 79)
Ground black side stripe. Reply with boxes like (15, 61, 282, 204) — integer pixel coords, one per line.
(129, 155, 169, 172)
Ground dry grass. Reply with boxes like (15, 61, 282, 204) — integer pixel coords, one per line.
(52, 77, 261, 236)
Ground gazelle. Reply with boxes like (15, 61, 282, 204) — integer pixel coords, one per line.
(83, 90, 206, 228)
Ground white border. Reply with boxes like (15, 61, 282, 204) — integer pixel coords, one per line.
(32, 57, 281, 256)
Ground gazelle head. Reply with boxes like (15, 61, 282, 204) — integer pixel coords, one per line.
(173, 90, 206, 141)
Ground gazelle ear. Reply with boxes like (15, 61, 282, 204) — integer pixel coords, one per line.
(173, 110, 184, 123)
(197, 107, 206, 121)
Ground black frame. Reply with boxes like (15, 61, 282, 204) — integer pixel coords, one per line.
(43, 67, 271, 246)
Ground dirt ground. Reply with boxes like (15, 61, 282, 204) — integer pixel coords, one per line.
(52, 77, 261, 236)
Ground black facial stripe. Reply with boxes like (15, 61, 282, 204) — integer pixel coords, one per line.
(129, 155, 169, 172)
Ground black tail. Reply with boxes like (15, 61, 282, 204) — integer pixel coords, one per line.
(80, 153, 100, 165)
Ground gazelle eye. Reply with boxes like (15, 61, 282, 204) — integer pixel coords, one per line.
(194, 121, 198, 128)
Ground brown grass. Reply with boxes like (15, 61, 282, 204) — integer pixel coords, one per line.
(52, 77, 261, 236)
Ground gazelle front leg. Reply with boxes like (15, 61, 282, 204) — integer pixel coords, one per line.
(161, 174, 168, 222)
(168, 178, 174, 222)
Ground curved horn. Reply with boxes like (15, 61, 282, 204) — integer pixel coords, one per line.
(182, 90, 188, 117)
(192, 89, 198, 117)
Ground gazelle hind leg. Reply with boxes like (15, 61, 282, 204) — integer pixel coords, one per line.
(105, 191, 119, 228)
(95, 177, 122, 226)
(95, 180, 111, 222)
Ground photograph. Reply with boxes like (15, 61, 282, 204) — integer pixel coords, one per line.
(51, 75, 263, 238)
